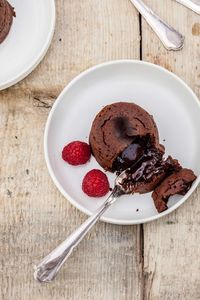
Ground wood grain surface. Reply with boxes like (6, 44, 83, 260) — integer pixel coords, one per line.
(142, 1, 200, 299)
(0, 1, 199, 299)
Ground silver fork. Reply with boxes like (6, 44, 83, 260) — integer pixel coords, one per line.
(130, 0, 184, 50)
(175, 0, 200, 14)
(34, 170, 128, 283)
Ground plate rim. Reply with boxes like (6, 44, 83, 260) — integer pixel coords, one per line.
(44, 59, 200, 225)
(0, 0, 56, 91)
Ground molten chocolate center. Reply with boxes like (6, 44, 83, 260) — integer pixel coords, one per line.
(112, 135, 181, 194)
(112, 135, 152, 173)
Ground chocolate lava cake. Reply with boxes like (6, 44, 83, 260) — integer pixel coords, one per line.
(89, 102, 164, 171)
(0, 0, 15, 44)
(89, 102, 197, 212)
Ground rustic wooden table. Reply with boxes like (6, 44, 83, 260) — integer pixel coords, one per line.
(0, 1, 200, 299)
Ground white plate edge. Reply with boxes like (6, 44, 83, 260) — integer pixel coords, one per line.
(0, 0, 56, 91)
(44, 59, 200, 225)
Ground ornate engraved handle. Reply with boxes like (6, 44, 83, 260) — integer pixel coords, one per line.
(130, 0, 184, 50)
(34, 193, 117, 282)
(176, 0, 200, 14)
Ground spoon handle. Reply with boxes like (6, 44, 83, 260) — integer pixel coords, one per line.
(34, 192, 117, 283)
(130, 0, 184, 50)
(176, 0, 200, 14)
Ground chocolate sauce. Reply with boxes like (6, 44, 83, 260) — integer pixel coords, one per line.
(121, 154, 181, 193)
(112, 131, 182, 194)
(112, 135, 152, 173)
(113, 143, 144, 172)
(122, 143, 143, 162)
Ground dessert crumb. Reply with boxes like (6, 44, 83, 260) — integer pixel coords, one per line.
(166, 220, 175, 225)
(7, 189, 12, 197)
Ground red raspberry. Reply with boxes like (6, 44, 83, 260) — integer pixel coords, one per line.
(62, 141, 91, 165)
(82, 169, 110, 197)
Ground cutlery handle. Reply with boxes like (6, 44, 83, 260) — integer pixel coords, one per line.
(130, 0, 184, 50)
(176, 0, 200, 14)
(34, 192, 117, 283)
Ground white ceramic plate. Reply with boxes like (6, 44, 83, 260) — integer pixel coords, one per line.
(44, 60, 200, 225)
(0, 0, 55, 90)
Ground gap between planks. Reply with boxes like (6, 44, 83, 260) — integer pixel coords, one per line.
(139, 11, 145, 300)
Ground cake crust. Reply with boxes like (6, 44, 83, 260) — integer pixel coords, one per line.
(0, 0, 15, 44)
(152, 168, 197, 213)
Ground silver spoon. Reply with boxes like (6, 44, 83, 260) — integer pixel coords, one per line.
(175, 0, 200, 14)
(130, 0, 184, 50)
(34, 169, 129, 283)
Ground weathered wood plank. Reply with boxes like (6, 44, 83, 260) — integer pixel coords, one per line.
(0, 1, 142, 300)
(142, 1, 200, 299)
